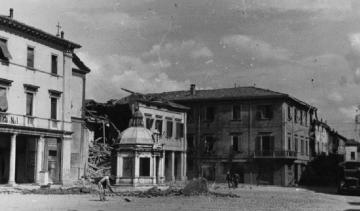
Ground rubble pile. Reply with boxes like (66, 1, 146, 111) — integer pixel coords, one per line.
(87, 140, 113, 178)
(23, 187, 98, 195)
(182, 178, 209, 196)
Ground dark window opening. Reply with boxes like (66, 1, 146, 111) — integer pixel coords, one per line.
(351, 152, 356, 160)
(0, 38, 11, 62)
(203, 106, 215, 121)
(26, 92, 34, 116)
(139, 157, 150, 176)
(145, 118, 154, 130)
(155, 119, 162, 135)
(51, 55, 58, 74)
(27, 47, 34, 68)
(187, 109, 194, 123)
(49, 150, 57, 157)
(204, 136, 215, 153)
(187, 135, 194, 149)
(232, 136, 240, 152)
(232, 105, 241, 120)
(166, 121, 173, 138)
(288, 136, 291, 151)
(175, 122, 184, 139)
(50, 97, 57, 120)
(0, 87, 8, 112)
(256, 105, 273, 120)
(288, 106, 292, 121)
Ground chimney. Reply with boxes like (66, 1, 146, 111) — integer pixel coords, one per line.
(9, 8, 13, 19)
(190, 84, 196, 95)
(60, 31, 64, 39)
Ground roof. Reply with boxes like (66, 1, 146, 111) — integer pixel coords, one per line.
(0, 15, 81, 49)
(72, 53, 91, 73)
(147, 86, 316, 110)
(109, 93, 189, 111)
(118, 127, 154, 145)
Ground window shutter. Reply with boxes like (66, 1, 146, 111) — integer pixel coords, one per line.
(0, 39, 12, 60)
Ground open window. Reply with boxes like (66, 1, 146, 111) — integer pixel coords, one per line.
(256, 105, 273, 120)
(0, 38, 12, 63)
(0, 78, 13, 112)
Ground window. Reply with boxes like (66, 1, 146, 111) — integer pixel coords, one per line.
(155, 119, 163, 134)
(255, 133, 274, 155)
(0, 87, 8, 112)
(232, 135, 241, 152)
(287, 105, 292, 121)
(294, 108, 298, 123)
(232, 105, 241, 120)
(203, 106, 215, 121)
(27, 46, 34, 68)
(26, 92, 34, 116)
(204, 136, 215, 153)
(304, 112, 308, 126)
(139, 157, 150, 176)
(256, 105, 273, 120)
(50, 97, 57, 119)
(0, 38, 12, 62)
(300, 111, 303, 125)
(122, 157, 133, 177)
(287, 136, 291, 151)
(175, 122, 184, 139)
(166, 121, 173, 138)
(187, 135, 194, 149)
(295, 137, 298, 153)
(351, 152, 356, 160)
(187, 109, 194, 123)
(51, 54, 58, 74)
(145, 118, 154, 130)
(300, 139, 304, 155)
(305, 140, 308, 155)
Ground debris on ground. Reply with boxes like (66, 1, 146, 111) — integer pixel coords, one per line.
(182, 178, 209, 196)
(87, 140, 113, 178)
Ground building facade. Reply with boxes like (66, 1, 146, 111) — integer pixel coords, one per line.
(149, 85, 316, 186)
(0, 9, 90, 185)
(111, 94, 188, 186)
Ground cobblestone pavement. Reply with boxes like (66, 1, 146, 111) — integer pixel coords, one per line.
(0, 184, 358, 211)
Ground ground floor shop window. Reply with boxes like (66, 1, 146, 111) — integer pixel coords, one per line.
(139, 157, 150, 176)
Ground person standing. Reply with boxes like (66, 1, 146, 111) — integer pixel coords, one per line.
(226, 171, 232, 188)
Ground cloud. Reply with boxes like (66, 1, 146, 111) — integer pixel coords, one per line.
(220, 34, 291, 61)
(327, 91, 344, 102)
(77, 52, 189, 102)
(339, 106, 357, 120)
(145, 40, 213, 61)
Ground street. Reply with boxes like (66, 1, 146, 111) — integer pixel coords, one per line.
(1, 185, 359, 211)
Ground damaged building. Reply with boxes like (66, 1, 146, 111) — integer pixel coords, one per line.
(87, 93, 188, 186)
(147, 84, 317, 186)
(0, 9, 90, 185)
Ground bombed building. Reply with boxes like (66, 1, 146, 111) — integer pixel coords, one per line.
(86, 92, 188, 186)
(0, 9, 90, 185)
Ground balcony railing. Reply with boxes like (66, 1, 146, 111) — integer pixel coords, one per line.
(252, 150, 297, 159)
(0, 112, 69, 131)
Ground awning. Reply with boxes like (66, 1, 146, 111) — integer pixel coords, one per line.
(0, 39, 12, 60)
(0, 88, 8, 112)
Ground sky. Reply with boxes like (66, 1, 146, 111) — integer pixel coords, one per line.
(2, 0, 360, 138)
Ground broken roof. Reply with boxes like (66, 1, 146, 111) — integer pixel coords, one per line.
(109, 93, 189, 111)
(0, 15, 81, 49)
(147, 86, 316, 110)
(73, 53, 91, 73)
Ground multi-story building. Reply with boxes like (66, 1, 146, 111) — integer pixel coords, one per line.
(105, 94, 188, 185)
(0, 9, 90, 185)
(148, 84, 317, 186)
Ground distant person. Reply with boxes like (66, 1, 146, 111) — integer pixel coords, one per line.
(233, 173, 240, 188)
(96, 175, 116, 201)
(226, 171, 232, 188)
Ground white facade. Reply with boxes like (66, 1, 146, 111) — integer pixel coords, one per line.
(0, 13, 89, 185)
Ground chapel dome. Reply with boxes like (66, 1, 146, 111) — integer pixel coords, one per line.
(119, 126, 154, 145)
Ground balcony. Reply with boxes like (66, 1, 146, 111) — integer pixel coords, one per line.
(251, 150, 297, 159)
(0, 112, 70, 131)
